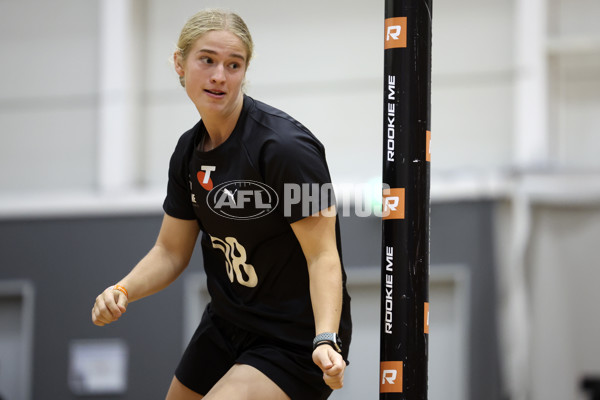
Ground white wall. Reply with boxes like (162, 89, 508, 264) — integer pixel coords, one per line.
(0, 0, 520, 195)
(1, 0, 597, 192)
(129, 0, 520, 187)
(548, 0, 600, 170)
(141, 0, 383, 188)
(433, 0, 515, 171)
(0, 0, 99, 194)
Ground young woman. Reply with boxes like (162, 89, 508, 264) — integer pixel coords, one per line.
(91, 9, 352, 400)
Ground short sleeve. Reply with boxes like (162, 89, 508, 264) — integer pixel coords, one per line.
(261, 131, 335, 224)
(162, 131, 197, 220)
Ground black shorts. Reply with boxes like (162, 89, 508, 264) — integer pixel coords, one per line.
(175, 307, 334, 399)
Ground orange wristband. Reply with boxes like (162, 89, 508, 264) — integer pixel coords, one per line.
(110, 284, 128, 298)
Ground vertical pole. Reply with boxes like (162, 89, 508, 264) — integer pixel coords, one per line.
(514, 0, 549, 169)
(98, 0, 144, 192)
(380, 0, 432, 399)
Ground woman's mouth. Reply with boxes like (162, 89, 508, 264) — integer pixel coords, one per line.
(205, 89, 226, 97)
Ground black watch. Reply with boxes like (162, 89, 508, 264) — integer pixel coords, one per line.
(313, 332, 342, 353)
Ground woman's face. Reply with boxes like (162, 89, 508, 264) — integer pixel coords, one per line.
(176, 30, 248, 120)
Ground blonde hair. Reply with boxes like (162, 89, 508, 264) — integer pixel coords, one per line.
(175, 9, 254, 87)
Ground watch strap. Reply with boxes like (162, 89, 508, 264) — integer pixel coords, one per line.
(313, 332, 342, 353)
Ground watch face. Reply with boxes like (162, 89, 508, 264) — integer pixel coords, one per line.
(335, 334, 342, 352)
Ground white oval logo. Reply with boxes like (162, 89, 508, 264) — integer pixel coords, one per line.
(206, 180, 279, 220)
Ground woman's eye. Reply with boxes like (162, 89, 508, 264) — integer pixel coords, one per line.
(229, 62, 240, 70)
(200, 56, 213, 64)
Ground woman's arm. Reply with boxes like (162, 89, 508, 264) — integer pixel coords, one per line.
(92, 213, 200, 326)
(290, 205, 345, 390)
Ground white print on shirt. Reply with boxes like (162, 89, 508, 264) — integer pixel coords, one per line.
(210, 235, 258, 288)
(200, 165, 216, 184)
(223, 188, 238, 205)
(188, 179, 197, 204)
(197, 165, 216, 191)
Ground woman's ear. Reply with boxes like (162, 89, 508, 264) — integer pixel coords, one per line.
(174, 51, 185, 77)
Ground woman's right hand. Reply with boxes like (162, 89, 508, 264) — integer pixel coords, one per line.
(92, 286, 129, 326)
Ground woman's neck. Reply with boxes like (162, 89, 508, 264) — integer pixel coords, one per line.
(200, 98, 244, 151)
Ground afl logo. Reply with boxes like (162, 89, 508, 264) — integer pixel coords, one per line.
(207, 180, 279, 220)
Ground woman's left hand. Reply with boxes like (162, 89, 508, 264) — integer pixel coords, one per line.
(312, 344, 346, 390)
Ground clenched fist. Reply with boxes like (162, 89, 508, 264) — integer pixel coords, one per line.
(312, 344, 346, 390)
(92, 286, 128, 326)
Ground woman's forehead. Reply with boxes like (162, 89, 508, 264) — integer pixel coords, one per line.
(191, 30, 248, 58)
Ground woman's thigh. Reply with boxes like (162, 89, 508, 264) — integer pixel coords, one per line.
(203, 364, 290, 400)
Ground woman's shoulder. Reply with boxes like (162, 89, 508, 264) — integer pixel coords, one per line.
(245, 96, 323, 150)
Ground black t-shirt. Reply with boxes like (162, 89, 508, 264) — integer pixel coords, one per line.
(163, 95, 351, 354)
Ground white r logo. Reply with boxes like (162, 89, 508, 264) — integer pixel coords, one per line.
(383, 196, 400, 212)
(387, 25, 402, 41)
(382, 369, 397, 385)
